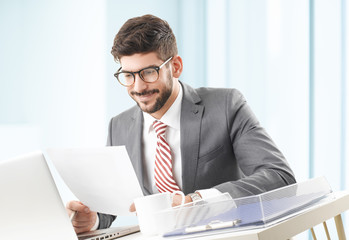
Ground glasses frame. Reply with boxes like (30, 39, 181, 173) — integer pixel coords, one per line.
(114, 56, 173, 87)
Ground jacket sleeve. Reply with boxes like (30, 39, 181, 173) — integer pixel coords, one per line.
(97, 213, 117, 229)
(214, 89, 296, 198)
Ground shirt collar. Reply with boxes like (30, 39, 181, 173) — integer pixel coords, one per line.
(143, 84, 183, 133)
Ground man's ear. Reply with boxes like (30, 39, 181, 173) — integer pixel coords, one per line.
(171, 55, 183, 78)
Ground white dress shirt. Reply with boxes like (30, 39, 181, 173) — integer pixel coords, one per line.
(142, 84, 183, 193)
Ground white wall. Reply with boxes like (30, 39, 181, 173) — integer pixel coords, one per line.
(0, 0, 107, 203)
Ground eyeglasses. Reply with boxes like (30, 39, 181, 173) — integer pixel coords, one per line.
(114, 57, 173, 87)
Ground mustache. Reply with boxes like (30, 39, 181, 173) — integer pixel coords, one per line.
(131, 89, 159, 96)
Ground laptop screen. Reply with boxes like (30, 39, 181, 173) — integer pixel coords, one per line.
(0, 152, 78, 240)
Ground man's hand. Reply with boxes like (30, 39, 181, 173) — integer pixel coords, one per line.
(66, 201, 97, 234)
(172, 193, 193, 207)
(129, 202, 136, 212)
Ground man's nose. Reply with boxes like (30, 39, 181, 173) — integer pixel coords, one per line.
(132, 74, 147, 92)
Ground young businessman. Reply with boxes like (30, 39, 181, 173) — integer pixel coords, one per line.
(66, 14, 296, 233)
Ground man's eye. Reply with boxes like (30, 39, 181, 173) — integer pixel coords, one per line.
(124, 73, 133, 78)
(142, 69, 156, 76)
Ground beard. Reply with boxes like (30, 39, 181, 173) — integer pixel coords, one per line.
(130, 71, 173, 114)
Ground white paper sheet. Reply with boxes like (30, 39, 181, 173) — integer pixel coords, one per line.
(46, 146, 143, 216)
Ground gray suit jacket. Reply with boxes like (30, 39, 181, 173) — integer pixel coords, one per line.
(98, 82, 296, 228)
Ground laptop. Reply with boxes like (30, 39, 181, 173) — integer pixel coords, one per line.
(0, 151, 139, 240)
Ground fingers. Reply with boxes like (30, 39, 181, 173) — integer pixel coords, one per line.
(66, 201, 90, 214)
(172, 194, 192, 207)
(71, 211, 97, 234)
(66, 201, 97, 234)
(129, 202, 136, 212)
(71, 217, 94, 227)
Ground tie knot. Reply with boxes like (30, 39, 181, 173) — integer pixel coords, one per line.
(153, 120, 167, 137)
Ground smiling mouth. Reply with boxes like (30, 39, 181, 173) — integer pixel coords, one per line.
(131, 89, 159, 102)
(131, 89, 159, 97)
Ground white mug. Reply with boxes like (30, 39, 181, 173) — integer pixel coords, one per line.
(134, 191, 185, 236)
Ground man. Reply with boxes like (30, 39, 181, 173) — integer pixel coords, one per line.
(67, 14, 296, 233)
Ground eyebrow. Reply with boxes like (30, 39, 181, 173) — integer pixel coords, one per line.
(121, 64, 158, 72)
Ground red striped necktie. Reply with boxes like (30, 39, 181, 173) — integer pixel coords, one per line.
(153, 120, 181, 193)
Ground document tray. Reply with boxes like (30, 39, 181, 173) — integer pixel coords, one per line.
(164, 176, 332, 237)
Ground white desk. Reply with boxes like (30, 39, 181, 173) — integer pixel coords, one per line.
(122, 191, 349, 240)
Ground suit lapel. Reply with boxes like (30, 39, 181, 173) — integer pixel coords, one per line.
(180, 82, 204, 194)
(125, 82, 204, 195)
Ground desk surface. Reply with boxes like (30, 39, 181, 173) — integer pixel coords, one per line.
(122, 191, 349, 240)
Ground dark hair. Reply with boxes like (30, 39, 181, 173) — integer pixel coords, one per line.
(111, 14, 178, 62)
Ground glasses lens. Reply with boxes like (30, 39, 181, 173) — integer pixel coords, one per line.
(140, 68, 159, 83)
(117, 72, 134, 86)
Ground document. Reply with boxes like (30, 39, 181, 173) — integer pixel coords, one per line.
(46, 146, 143, 216)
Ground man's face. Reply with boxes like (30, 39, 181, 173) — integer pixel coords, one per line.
(120, 52, 174, 115)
